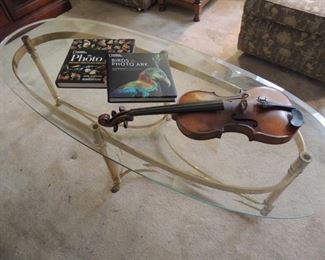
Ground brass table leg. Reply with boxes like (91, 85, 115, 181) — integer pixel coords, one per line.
(91, 123, 121, 193)
(261, 150, 312, 215)
(21, 35, 60, 106)
(21, 34, 122, 193)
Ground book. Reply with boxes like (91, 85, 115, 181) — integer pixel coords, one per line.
(55, 39, 135, 88)
(107, 52, 177, 102)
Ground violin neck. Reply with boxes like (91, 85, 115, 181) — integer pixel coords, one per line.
(129, 100, 225, 117)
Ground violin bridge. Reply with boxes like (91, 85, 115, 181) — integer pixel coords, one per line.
(240, 97, 248, 111)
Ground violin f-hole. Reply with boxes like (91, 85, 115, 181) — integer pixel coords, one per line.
(231, 113, 258, 127)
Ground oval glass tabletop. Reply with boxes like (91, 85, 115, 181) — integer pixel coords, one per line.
(1, 18, 324, 218)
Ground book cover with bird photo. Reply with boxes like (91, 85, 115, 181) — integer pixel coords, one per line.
(55, 39, 135, 88)
(107, 52, 177, 102)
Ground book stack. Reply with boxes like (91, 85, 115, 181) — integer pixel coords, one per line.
(55, 39, 177, 102)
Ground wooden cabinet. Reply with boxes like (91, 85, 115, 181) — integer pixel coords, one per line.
(0, 3, 10, 27)
(159, 0, 211, 22)
(3, 0, 55, 20)
(0, 0, 71, 41)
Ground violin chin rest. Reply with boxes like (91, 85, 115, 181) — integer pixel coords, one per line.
(290, 109, 304, 128)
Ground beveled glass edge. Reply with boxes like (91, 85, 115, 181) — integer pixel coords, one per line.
(0, 17, 169, 47)
(136, 170, 313, 219)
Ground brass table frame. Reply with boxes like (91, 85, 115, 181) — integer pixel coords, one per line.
(12, 33, 312, 216)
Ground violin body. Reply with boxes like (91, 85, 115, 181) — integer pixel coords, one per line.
(98, 86, 303, 145)
(174, 87, 298, 144)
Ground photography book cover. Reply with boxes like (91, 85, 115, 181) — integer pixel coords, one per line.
(107, 52, 177, 102)
(56, 39, 135, 88)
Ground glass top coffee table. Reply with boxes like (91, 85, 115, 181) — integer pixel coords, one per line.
(1, 18, 324, 218)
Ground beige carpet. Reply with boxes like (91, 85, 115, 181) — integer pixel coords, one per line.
(1, 0, 325, 259)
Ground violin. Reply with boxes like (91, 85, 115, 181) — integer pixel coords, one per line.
(98, 87, 303, 145)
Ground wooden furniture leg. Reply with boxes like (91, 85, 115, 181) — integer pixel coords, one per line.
(159, 0, 166, 11)
(193, 0, 202, 22)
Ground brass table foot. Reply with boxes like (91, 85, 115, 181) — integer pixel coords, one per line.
(111, 184, 120, 193)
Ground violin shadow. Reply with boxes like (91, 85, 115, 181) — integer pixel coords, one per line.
(226, 52, 325, 116)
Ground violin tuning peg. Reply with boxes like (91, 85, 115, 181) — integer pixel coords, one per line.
(123, 121, 128, 128)
(119, 106, 126, 112)
(111, 110, 117, 117)
(98, 113, 110, 126)
(113, 124, 118, 132)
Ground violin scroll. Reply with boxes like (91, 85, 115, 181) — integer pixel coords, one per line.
(98, 106, 132, 132)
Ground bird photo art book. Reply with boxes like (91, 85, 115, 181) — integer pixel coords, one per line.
(55, 39, 135, 88)
(107, 52, 177, 102)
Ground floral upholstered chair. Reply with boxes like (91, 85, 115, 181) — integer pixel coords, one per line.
(238, 0, 325, 82)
